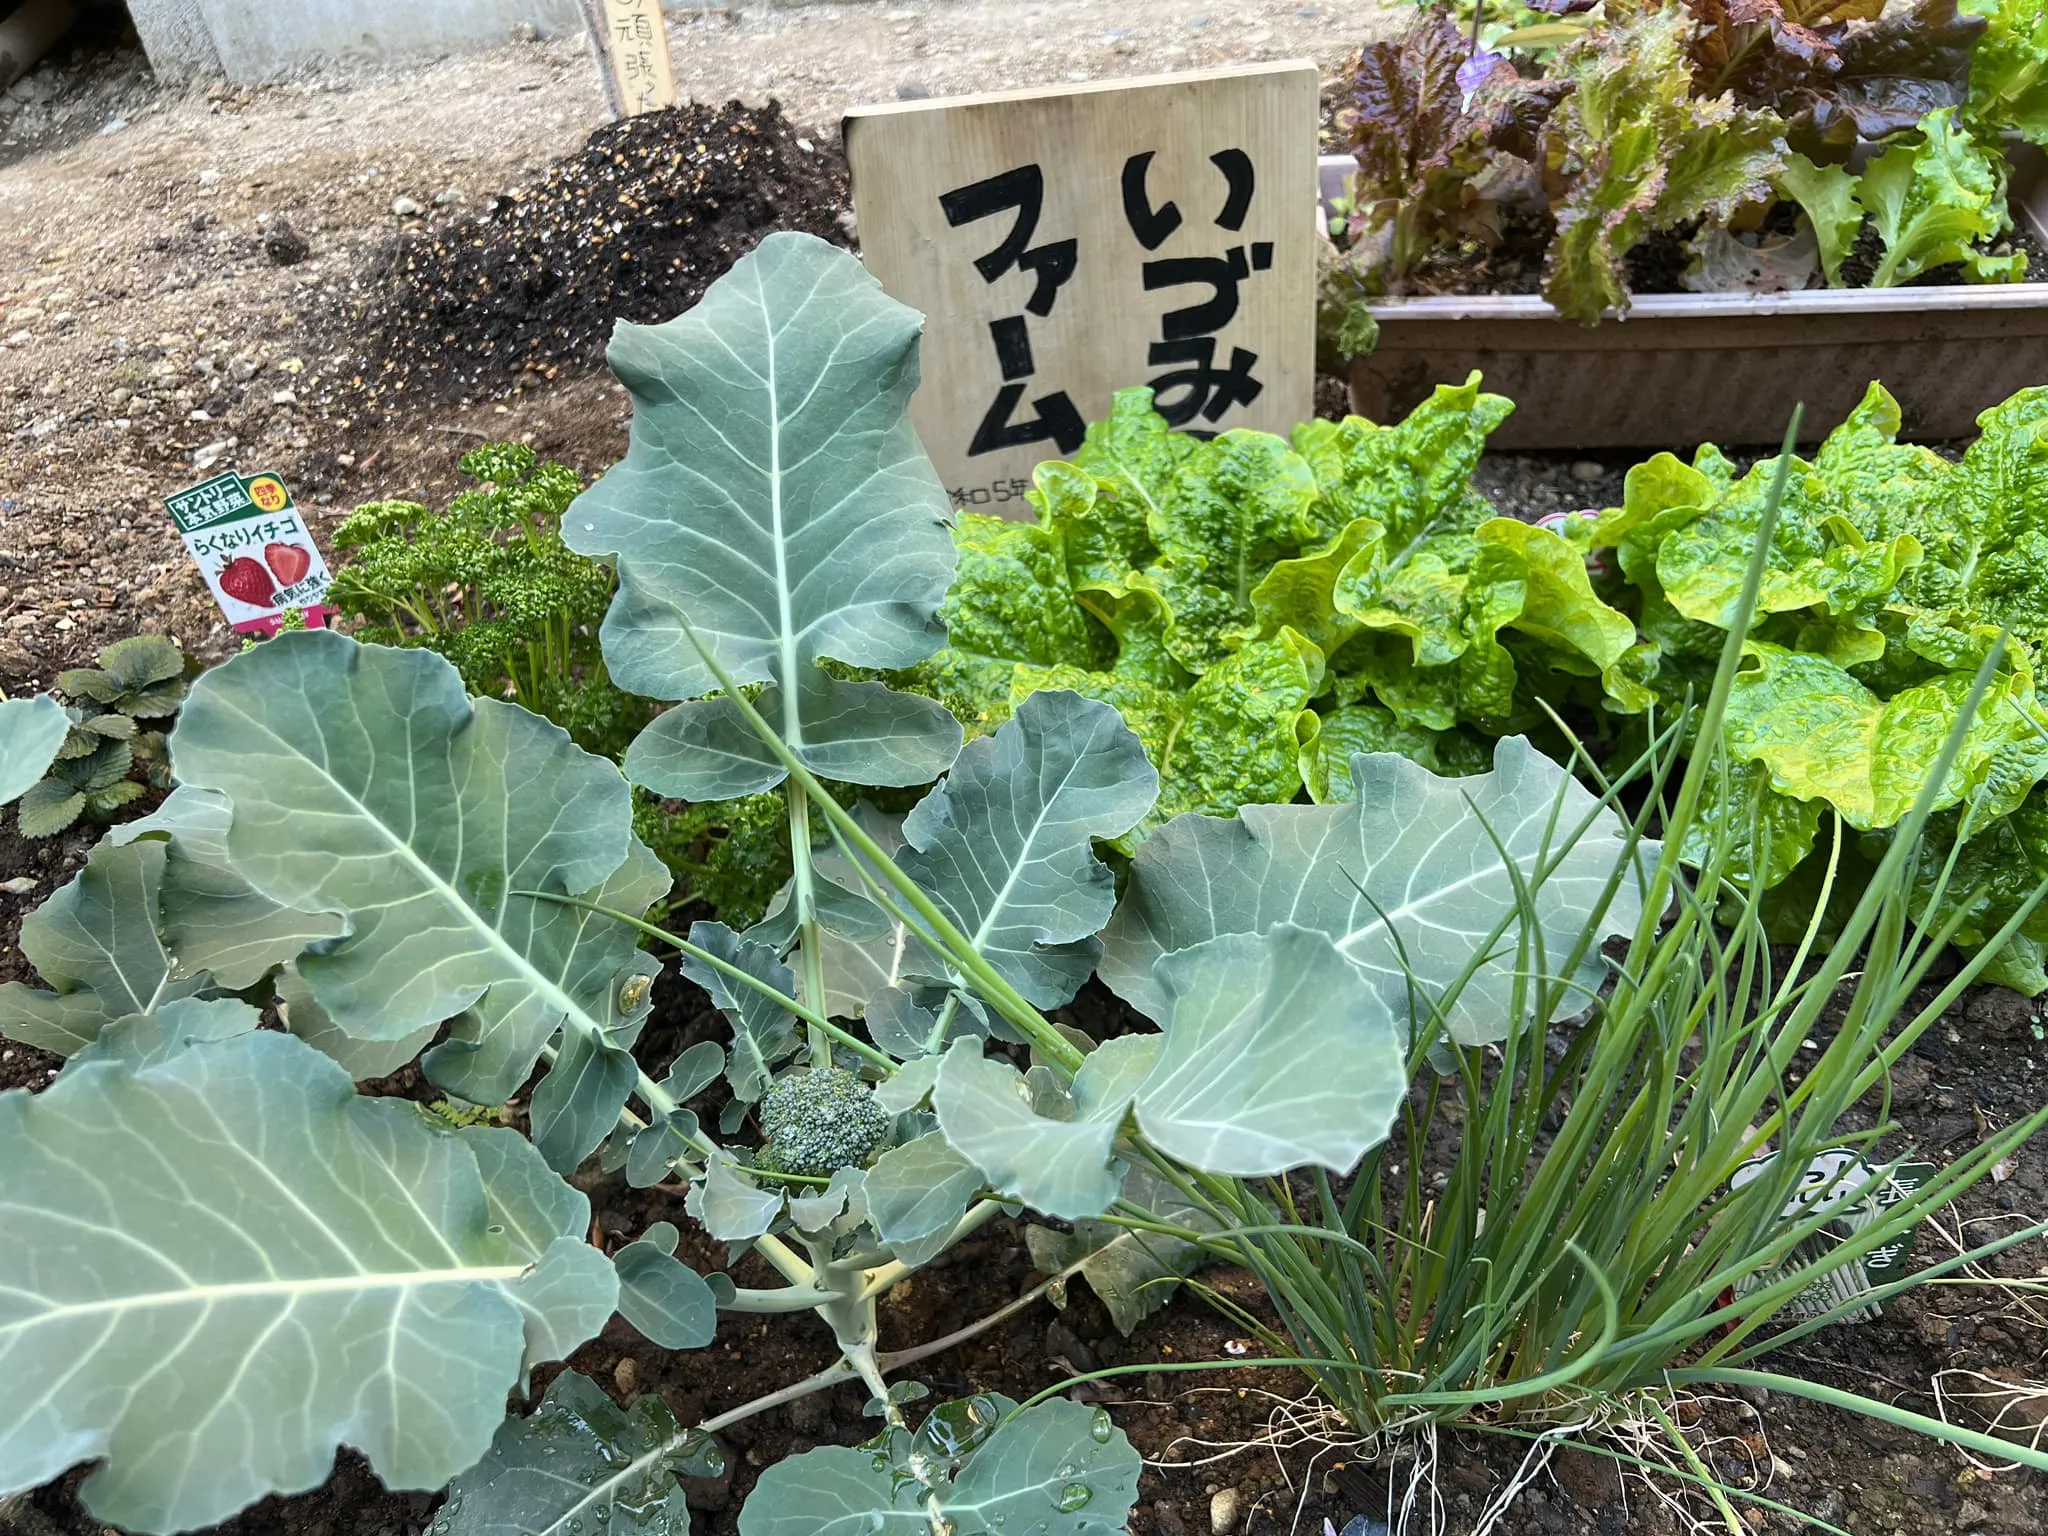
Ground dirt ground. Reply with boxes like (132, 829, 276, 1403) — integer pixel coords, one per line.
(0, 0, 1388, 693)
(5, 5, 2048, 1536)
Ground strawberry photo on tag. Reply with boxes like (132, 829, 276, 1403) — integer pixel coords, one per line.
(165, 470, 336, 636)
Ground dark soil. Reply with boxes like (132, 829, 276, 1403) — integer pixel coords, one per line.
(333, 100, 851, 414)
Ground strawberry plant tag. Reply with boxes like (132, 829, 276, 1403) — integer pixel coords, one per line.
(1727, 1148, 1936, 1324)
(164, 470, 335, 637)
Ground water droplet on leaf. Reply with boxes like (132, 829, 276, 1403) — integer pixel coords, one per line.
(1089, 1409, 1113, 1443)
(1055, 1483, 1093, 1512)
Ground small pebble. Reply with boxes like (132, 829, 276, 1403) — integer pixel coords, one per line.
(391, 196, 424, 217)
(100, 116, 126, 135)
(613, 1356, 637, 1395)
(1209, 1486, 1242, 1534)
(1569, 459, 1606, 484)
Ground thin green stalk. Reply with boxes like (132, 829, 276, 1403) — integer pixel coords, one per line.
(784, 784, 833, 1066)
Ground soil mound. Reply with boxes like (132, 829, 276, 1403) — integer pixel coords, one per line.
(355, 99, 850, 405)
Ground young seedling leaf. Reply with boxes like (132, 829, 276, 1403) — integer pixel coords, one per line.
(564, 231, 962, 797)
(0, 1031, 616, 1534)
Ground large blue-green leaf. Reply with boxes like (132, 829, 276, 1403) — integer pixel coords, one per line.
(170, 631, 666, 1168)
(441, 1370, 721, 1536)
(0, 694, 68, 806)
(1099, 738, 1656, 1045)
(1024, 1163, 1217, 1336)
(931, 1036, 1150, 1220)
(739, 1397, 1139, 1536)
(564, 231, 961, 798)
(112, 786, 345, 989)
(65, 995, 260, 1070)
(0, 1030, 616, 1535)
(1132, 926, 1403, 1174)
(887, 690, 1157, 1008)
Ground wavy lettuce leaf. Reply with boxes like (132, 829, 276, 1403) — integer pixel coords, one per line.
(1965, 0, 2048, 142)
(1542, 5, 1785, 322)
(1857, 108, 2025, 286)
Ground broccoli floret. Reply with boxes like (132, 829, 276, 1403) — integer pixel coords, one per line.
(757, 1067, 891, 1178)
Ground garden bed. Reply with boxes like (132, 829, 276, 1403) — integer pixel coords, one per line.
(3, 940, 2045, 1536)
(1323, 149, 2048, 450)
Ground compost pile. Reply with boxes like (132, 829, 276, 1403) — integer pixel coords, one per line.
(352, 100, 850, 404)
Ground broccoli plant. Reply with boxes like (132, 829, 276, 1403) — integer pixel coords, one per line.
(0, 236, 1732, 1536)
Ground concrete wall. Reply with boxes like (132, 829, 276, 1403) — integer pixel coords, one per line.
(128, 0, 583, 82)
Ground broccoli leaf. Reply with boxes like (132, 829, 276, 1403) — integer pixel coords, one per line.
(565, 232, 962, 799)
(891, 690, 1157, 1009)
(1100, 738, 1657, 1046)
(0, 694, 68, 808)
(739, 1398, 1139, 1536)
(441, 1370, 720, 1536)
(0, 1030, 615, 1534)
(1858, 108, 2025, 286)
(171, 630, 668, 1170)
(0, 838, 205, 1057)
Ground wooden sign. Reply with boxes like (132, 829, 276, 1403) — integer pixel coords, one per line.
(845, 63, 1318, 514)
(579, 0, 677, 119)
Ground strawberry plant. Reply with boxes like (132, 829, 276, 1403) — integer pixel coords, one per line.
(8, 635, 194, 838)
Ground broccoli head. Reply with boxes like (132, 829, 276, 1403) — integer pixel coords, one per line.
(757, 1067, 891, 1178)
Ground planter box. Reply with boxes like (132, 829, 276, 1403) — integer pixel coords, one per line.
(1318, 149, 2048, 449)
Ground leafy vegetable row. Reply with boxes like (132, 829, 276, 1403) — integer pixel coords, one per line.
(906, 371, 2048, 988)
(1339, 0, 2048, 321)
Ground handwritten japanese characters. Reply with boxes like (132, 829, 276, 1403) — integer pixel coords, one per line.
(580, 0, 678, 119)
(165, 471, 335, 637)
(846, 64, 1315, 514)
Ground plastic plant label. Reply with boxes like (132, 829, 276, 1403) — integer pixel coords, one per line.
(164, 470, 335, 637)
(1728, 1147, 1936, 1323)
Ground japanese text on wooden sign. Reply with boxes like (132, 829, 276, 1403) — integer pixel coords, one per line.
(165, 470, 335, 638)
(579, 0, 677, 119)
(844, 63, 1317, 514)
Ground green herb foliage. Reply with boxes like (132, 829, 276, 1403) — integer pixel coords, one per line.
(329, 443, 643, 758)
